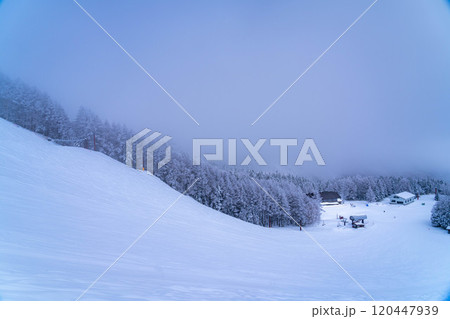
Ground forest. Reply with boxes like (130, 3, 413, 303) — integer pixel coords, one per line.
(1, 72, 447, 228)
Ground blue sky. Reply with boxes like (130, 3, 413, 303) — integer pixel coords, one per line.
(0, 0, 449, 178)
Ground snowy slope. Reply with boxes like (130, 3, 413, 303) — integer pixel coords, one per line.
(0, 118, 449, 301)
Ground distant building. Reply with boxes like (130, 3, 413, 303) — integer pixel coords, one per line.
(319, 191, 342, 205)
(389, 192, 415, 205)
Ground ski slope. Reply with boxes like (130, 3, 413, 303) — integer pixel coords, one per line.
(0, 118, 449, 301)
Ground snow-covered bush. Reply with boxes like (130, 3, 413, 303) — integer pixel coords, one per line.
(431, 196, 450, 229)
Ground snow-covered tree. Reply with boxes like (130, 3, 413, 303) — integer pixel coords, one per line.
(431, 196, 450, 229)
(365, 186, 376, 202)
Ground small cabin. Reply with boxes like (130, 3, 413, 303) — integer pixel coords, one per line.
(319, 191, 342, 205)
(350, 215, 367, 228)
(389, 191, 415, 205)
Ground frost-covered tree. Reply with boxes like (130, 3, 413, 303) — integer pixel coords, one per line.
(431, 196, 450, 229)
(0, 74, 72, 139)
(365, 186, 376, 202)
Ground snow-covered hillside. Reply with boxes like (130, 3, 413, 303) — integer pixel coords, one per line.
(0, 118, 449, 301)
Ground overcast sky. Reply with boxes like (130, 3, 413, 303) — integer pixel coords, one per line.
(0, 0, 449, 178)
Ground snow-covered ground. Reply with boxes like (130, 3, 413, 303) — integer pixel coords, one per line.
(0, 118, 449, 301)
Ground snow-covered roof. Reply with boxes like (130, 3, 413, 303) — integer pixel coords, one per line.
(394, 191, 415, 199)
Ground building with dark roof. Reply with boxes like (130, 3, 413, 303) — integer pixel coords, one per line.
(319, 191, 342, 205)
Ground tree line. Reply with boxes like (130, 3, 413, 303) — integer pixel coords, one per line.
(0, 73, 132, 163)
